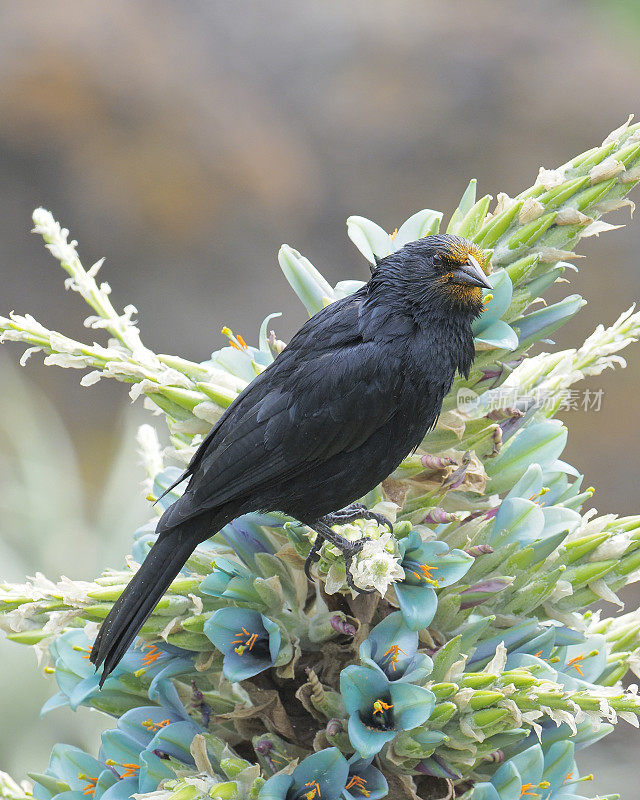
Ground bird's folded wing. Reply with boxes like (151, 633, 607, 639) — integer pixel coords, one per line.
(181, 334, 402, 516)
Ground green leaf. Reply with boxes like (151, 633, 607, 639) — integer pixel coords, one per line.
(447, 179, 477, 234)
(278, 245, 335, 315)
(346, 216, 391, 264)
(394, 209, 443, 247)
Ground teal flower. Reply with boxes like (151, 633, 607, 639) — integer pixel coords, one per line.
(217, 513, 281, 571)
(32, 702, 203, 800)
(466, 741, 593, 800)
(468, 619, 584, 669)
(41, 629, 193, 716)
(199, 556, 261, 605)
(102, 704, 204, 793)
(488, 463, 581, 547)
(204, 608, 282, 681)
(552, 633, 607, 687)
(471, 268, 519, 351)
(340, 664, 434, 758)
(484, 420, 570, 495)
(507, 633, 607, 693)
(396, 533, 473, 630)
(359, 612, 433, 683)
(343, 756, 388, 800)
(32, 744, 110, 800)
(259, 748, 349, 800)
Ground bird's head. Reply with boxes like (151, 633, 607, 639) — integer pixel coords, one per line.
(370, 234, 492, 321)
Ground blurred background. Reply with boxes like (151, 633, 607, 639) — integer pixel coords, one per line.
(0, 0, 639, 793)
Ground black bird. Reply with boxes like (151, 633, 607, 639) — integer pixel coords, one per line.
(90, 233, 491, 683)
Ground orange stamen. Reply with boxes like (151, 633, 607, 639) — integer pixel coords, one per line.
(233, 627, 260, 655)
(141, 717, 171, 731)
(304, 780, 322, 799)
(78, 775, 97, 797)
(382, 644, 406, 671)
(73, 644, 93, 660)
(416, 563, 439, 586)
(141, 644, 163, 666)
(389, 228, 398, 240)
(566, 654, 585, 676)
(120, 764, 140, 779)
(372, 699, 393, 715)
(345, 775, 370, 796)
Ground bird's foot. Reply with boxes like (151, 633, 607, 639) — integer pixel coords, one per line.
(304, 518, 374, 594)
(321, 502, 393, 533)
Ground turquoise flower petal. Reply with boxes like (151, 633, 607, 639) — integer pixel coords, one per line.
(542, 741, 576, 790)
(340, 665, 390, 713)
(388, 682, 435, 730)
(541, 506, 582, 538)
(333, 279, 366, 299)
(359, 612, 420, 678)
(485, 420, 567, 494)
(490, 497, 545, 546)
(394, 209, 442, 248)
(506, 463, 544, 502)
(258, 774, 294, 800)
(347, 714, 396, 759)
(507, 744, 544, 786)
(474, 319, 519, 350)
(472, 269, 513, 328)
(488, 760, 521, 800)
(98, 778, 138, 800)
(344, 756, 388, 800)
(291, 748, 349, 800)
(204, 608, 281, 682)
(138, 749, 175, 793)
(223, 648, 273, 681)
(467, 785, 501, 800)
(394, 583, 438, 631)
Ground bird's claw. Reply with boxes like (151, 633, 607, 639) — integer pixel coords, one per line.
(304, 519, 375, 594)
(304, 537, 323, 581)
(322, 503, 393, 533)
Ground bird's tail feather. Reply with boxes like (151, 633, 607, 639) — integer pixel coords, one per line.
(90, 530, 198, 686)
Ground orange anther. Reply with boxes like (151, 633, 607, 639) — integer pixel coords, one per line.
(304, 780, 322, 799)
(120, 764, 140, 779)
(346, 775, 370, 796)
(372, 699, 393, 715)
(566, 654, 585, 676)
(382, 644, 406, 671)
(141, 644, 163, 666)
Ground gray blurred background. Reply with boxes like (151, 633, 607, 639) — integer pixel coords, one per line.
(1, 0, 639, 794)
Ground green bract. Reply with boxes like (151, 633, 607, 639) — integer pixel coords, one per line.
(2, 119, 640, 800)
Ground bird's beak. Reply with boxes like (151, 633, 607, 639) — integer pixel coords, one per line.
(453, 254, 492, 290)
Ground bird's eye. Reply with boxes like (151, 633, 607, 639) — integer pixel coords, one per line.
(432, 252, 444, 269)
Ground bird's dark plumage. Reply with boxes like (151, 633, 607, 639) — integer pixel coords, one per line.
(90, 234, 490, 683)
